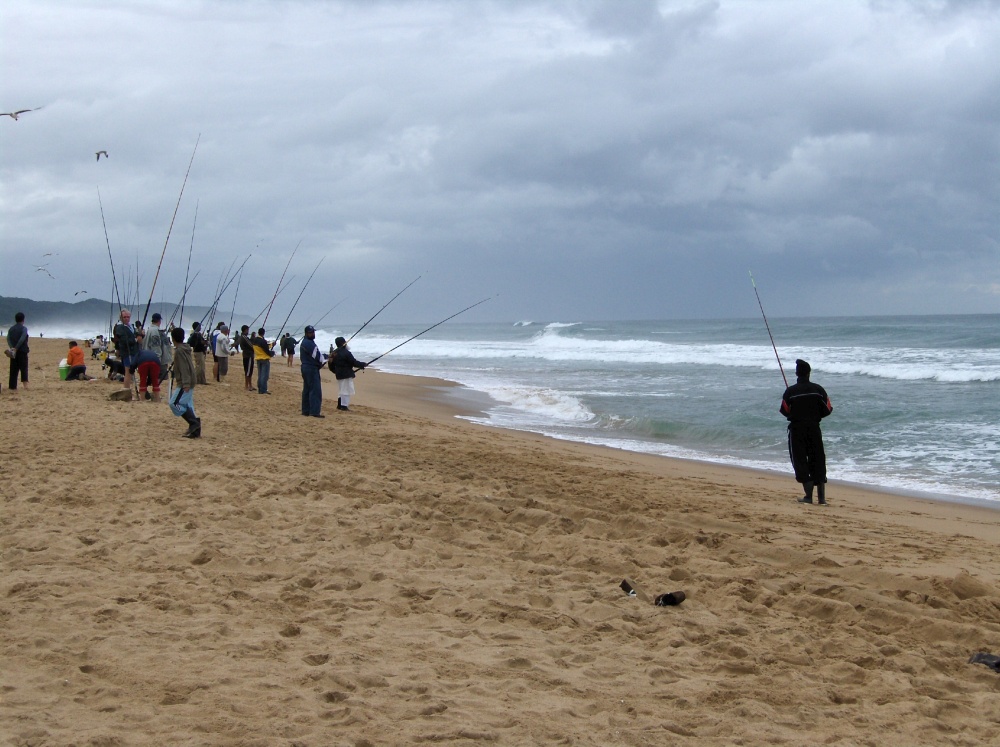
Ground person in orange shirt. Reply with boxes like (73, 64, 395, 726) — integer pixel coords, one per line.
(65, 340, 93, 381)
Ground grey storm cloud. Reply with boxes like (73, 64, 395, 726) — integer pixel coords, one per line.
(1, 0, 998, 324)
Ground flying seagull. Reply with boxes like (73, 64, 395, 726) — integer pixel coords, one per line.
(96, 150, 108, 161)
(2, 108, 41, 121)
(34, 265, 55, 279)
(74, 290, 88, 296)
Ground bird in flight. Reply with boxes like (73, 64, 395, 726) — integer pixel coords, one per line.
(34, 265, 55, 279)
(74, 290, 88, 296)
(2, 108, 41, 121)
(96, 150, 108, 161)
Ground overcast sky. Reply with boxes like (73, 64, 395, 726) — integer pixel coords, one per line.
(1, 0, 998, 324)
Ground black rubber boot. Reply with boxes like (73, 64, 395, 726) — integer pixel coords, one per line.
(181, 411, 201, 438)
(817, 483, 827, 505)
(798, 481, 814, 504)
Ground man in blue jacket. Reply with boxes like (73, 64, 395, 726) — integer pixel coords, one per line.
(299, 326, 327, 417)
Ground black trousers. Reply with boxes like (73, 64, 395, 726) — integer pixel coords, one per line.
(787, 422, 827, 484)
(8, 351, 28, 389)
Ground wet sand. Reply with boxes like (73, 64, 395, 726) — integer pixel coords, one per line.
(2, 337, 999, 746)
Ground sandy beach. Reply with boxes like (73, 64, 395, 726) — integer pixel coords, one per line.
(2, 337, 999, 746)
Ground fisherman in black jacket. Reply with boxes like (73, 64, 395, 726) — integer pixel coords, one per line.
(330, 336, 367, 411)
(780, 359, 833, 505)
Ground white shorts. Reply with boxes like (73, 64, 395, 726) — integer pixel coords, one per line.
(337, 378, 356, 397)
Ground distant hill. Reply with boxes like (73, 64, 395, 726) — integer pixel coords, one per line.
(0, 296, 236, 336)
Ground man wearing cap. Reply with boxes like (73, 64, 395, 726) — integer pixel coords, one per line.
(299, 325, 327, 417)
(780, 359, 833, 505)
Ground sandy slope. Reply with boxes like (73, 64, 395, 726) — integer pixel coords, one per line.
(2, 338, 999, 746)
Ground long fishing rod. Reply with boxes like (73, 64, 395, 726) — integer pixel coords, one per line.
(261, 240, 301, 331)
(141, 134, 200, 328)
(205, 261, 228, 331)
(274, 257, 324, 341)
(178, 201, 199, 329)
(199, 254, 250, 327)
(228, 263, 246, 332)
(167, 269, 201, 330)
(213, 254, 251, 327)
(366, 295, 495, 366)
(97, 187, 124, 339)
(749, 271, 788, 388)
(121, 262, 135, 312)
(312, 297, 346, 328)
(248, 275, 296, 329)
(348, 274, 421, 342)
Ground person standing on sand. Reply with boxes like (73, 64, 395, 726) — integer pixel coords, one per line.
(169, 326, 201, 438)
(237, 325, 255, 391)
(188, 321, 208, 385)
(215, 325, 232, 384)
(6, 311, 29, 392)
(252, 327, 275, 394)
(143, 312, 172, 387)
(113, 309, 139, 391)
(282, 332, 299, 367)
(210, 321, 226, 382)
(299, 325, 327, 417)
(780, 359, 833, 505)
(330, 335, 367, 411)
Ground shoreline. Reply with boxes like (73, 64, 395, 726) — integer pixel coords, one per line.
(363, 363, 1000, 515)
(4, 337, 1000, 745)
(358, 365, 1000, 544)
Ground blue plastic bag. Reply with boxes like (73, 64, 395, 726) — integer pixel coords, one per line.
(169, 388, 193, 417)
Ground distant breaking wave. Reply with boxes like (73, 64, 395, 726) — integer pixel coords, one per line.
(353, 327, 1000, 384)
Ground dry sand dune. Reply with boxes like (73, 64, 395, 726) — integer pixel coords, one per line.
(2, 337, 999, 746)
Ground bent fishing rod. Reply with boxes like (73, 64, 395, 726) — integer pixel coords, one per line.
(274, 257, 324, 341)
(347, 274, 421, 343)
(749, 271, 788, 387)
(261, 240, 301, 330)
(141, 134, 200, 328)
(365, 295, 496, 367)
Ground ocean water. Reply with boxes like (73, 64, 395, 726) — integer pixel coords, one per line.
(311, 315, 1000, 507)
(39, 313, 999, 506)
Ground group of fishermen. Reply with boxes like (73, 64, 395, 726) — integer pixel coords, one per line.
(107, 309, 370, 437)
